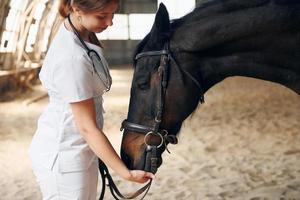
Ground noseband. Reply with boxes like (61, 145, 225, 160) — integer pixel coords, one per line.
(121, 41, 204, 174)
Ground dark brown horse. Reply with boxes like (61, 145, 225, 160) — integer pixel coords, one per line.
(120, 0, 300, 173)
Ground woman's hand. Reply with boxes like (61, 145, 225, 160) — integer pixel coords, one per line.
(126, 170, 155, 183)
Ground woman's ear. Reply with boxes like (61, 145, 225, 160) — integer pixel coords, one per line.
(71, 6, 82, 16)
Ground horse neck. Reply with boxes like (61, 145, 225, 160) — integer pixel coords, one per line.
(171, 50, 300, 95)
(206, 57, 299, 94)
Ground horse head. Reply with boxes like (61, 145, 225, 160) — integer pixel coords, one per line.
(120, 0, 300, 173)
(120, 3, 204, 172)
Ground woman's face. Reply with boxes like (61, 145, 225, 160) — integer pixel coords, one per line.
(81, 2, 118, 33)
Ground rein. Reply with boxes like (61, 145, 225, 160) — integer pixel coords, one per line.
(98, 159, 152, 200)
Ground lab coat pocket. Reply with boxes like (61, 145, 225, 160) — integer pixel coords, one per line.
(57, 149, 96, 173)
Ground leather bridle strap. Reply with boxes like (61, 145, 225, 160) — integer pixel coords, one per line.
(154, 53, 169, 131)
(98, 159, 152, 200)
(135, 50, 169, 60)
(121, 120, 154, 133)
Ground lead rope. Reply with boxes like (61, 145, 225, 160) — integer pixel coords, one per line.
(98, 159, 152, 200)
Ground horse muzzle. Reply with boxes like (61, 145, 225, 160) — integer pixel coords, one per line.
(121, 144, 163, 174)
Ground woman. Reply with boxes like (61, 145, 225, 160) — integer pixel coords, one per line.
(28, 0, 154, 199)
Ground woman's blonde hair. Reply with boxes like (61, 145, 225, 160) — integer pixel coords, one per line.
(59, 0, 119, 18)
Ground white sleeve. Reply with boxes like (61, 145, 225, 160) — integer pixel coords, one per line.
(53, 55, 95, 103)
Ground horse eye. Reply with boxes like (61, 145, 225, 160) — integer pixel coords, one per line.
(137, 82, 149, 90)
(136, 74, 150, 90)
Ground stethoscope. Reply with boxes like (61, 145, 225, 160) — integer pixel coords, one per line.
(67, 14, 112, 91)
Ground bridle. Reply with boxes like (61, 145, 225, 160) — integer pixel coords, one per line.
(121, 40, 204, 172)
(98, 40, 204, 200)
(121, 41, 178, 174)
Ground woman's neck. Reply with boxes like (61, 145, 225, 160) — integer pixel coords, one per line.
(65, 14, 91, 42)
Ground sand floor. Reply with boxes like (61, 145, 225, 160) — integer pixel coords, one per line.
(0, 67, 299, 200)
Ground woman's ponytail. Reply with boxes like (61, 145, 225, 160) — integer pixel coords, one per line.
(58, 0, 72, 18)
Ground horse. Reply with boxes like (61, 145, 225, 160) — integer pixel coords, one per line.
(120, 0, 300, 174)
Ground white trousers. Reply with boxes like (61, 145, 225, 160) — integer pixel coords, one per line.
(32, 160, 98, 200)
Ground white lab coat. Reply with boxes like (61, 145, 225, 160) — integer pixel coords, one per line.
(29, 22, 109, 199)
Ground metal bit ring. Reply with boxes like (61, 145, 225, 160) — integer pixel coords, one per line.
(144, 131, 164, 148)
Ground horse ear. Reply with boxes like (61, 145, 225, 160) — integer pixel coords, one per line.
(154, 3, 170, 33)
(148, 3, 170, 46)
